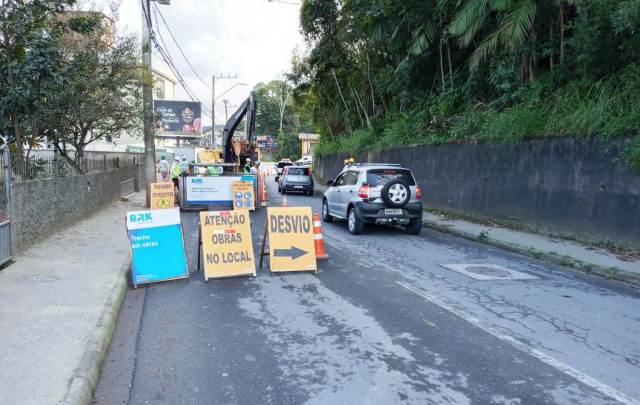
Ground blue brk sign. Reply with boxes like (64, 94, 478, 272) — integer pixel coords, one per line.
(126, 208, 189, 286)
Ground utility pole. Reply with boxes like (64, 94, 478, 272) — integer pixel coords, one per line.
(142, 0, 156, 207)
(211, 73, 238, 146)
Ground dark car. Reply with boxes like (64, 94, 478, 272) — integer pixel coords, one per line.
(278, 166, 314, 196)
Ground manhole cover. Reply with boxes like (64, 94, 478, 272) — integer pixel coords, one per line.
(19, 274, 60, 284)
(439, 264, 538, 281)
(465, 266, 511, 278)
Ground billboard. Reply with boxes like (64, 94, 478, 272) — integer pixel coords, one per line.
(256, 135, 278, 149)
(154, 100, 202, 136)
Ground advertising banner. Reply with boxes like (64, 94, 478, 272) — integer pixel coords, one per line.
(232, 181, 255, 211)
(154, 100, 202, 136)
(150, 182, 175, 209)
(200, 210, 256, 280)
(126, 208, 188, 286)
(265, 207, 317, 273)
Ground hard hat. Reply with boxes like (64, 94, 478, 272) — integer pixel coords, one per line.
(344, 159, 348, 164)
(174, 157, 179, 161)
(246, 157, 251, 162)
(181, 156, 186, 160)
(348, 157, 355, 163)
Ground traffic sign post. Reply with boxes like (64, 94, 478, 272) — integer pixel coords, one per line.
(260, 207, 317, 274)
(199, 210, 256, 280)
(150, 182, 175, 209)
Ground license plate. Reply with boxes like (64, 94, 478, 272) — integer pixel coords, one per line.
(294, 185, 304, 189)
(384, 209, 402, 215)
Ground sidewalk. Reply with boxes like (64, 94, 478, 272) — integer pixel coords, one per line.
(313, 179, 639, 285)
(0, 193, 142, 405)
(422, 212, 640, 285)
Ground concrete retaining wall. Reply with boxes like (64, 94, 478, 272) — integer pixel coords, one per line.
(11, 169, 124, 249)
(315, 137, 640, 245)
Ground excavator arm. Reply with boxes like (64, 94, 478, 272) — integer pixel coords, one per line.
(222, 91, 257, 163)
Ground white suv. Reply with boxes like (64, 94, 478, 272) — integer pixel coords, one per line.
(322, 164, 423, 235)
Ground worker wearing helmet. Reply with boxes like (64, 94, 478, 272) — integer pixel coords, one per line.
(243, 158, 252, 174)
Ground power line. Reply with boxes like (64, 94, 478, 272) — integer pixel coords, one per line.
(141, 0, 212, 117)
(152, 2, 212, 91)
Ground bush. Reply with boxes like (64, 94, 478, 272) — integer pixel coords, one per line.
(314, 65, 640, 164)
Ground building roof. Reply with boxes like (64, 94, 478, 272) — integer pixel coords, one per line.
(298, 133, 320, 141)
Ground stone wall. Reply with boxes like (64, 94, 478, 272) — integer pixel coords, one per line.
(11, 169, 124, 249)
(315, 137, 640, 245)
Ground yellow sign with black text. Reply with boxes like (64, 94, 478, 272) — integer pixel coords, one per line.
(200, 210, 256, 280)
(232, 181, 255, 211)
(266, 207, 317, 273)
(150, 182, 175, 209)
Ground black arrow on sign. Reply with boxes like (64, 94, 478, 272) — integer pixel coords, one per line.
(274, 246, 308, 260)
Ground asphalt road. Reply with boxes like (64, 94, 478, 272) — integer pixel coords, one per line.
(94, 176, 640, 405)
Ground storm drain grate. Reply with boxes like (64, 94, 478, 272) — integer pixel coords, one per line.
(439, 264, 538, 281)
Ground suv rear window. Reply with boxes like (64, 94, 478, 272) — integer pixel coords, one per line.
(366, 169, 415, 186)
(286, 167, 310, 176)
(277, 162, 293, 169)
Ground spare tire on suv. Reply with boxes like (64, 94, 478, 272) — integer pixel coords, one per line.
(381, 179, 411, 207)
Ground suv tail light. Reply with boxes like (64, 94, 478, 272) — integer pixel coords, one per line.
(416, 186, 423, 200)
(358, 183, 370, 199)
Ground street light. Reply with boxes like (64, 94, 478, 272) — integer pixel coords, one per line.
(215, 83, 248, 100)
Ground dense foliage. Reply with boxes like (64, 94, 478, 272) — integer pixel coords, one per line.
(289, 0, 640, 164)
(0, 1, 143, 173)
(254, 79, 314, 161)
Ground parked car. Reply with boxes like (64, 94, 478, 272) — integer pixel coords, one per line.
(295, 155, 313, 165)
(278, 166, 314, 196)
(322, 163, 423, 235)
(275, 159, 293, 182)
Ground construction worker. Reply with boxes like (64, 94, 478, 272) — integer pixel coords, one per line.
(250, 160, 260, 176)
(178, 155, 189, 174)
(171, 157, 180, 189)
(243, 157, 252, 174)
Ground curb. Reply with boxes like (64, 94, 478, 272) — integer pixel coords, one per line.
(61, 262, 130, 405)
(422, 219, 640, 286)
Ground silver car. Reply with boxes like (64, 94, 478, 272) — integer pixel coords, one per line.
(322, 164, 423, 235)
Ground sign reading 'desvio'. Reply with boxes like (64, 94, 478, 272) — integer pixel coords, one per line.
(266, 207, 317, 274)
(154, 100, 202, 136)
(126, 208, 188, 287)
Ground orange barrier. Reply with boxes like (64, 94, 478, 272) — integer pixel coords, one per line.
(281, 194, 288, 207)
(313, 213, 329, 261)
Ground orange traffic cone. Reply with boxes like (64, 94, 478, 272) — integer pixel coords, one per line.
(313, 213, 329, 261)
(281, 194, 288, 207)
(260, 172, 268, 207)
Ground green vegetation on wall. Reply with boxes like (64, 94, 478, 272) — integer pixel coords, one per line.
(288, 0, 640, 166)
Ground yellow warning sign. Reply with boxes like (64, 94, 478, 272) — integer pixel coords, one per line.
(232, 181, 255, 211)
(265, 207, 316, 273)
(200, 209, 256, 280)
(150, 182, 175, 209)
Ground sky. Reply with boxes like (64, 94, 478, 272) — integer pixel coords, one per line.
(106, 0, 305, 127)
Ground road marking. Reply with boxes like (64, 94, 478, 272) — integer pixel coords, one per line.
(396, 281, 639, 405)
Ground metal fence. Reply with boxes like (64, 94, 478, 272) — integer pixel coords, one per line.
(11, 154, 136, 182)
(0, 149, 12, 266)
(119, 158, 140, 197)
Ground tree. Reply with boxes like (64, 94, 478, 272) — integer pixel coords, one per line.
(42, 26, 143, 173)
(0, 0, 75, 166)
